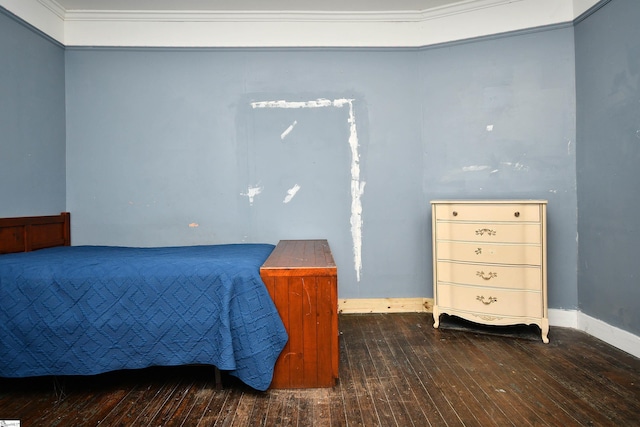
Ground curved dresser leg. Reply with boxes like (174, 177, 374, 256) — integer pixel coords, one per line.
(541, 318, 550, 344)
(433, 306, 440, 328)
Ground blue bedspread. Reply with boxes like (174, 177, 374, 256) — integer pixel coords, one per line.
(0, 244, 287, 391)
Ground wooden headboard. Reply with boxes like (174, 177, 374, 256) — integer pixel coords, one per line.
(0, 212, 70, 254)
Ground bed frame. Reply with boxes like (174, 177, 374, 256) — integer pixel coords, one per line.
(0, 211, 233, 389)
(0, 212, 70, 254)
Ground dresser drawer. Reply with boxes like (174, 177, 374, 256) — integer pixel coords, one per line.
(435, 222, 541, 244)
(436, 261, 542, 290)
(436, 284, 543, 318)
(434, 203, 540, 222)
(436, 241, 542, 265)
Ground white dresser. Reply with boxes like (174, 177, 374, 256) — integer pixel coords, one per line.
(431, 200, 549, 343)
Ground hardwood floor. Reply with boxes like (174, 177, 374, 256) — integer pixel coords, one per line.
(1, 313, 639, 426)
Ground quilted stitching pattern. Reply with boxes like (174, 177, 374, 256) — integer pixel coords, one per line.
(0, 244, 287, 391)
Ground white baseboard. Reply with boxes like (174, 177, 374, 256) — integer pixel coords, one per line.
(548, 308, 640, 358)
(577, 312, 640, 359)
(548, 308, 578, 328)
(339, 299, 640, 358)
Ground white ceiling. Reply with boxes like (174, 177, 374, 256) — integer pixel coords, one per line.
(53, 0, 464, 12)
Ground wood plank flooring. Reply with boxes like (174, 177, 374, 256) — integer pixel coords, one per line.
(1, 313, 639, 426)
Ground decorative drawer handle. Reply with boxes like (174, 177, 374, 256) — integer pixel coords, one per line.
(476, 271, 497, 280)
(475, 248, 482, 255)
(476, 296, 498, 305)
(514, 211, 520, 218)
(475, 228, 496, 236)
(452, 211, 458, 217)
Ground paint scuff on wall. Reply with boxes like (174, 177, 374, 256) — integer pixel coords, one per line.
(462, 165, 491, 172)
(283, 184, 301, 203)
(501, 161, 529, 171)
(251, 98, 366, 281)
(241, 185, 263, 206)
(281, 120, 298, 140)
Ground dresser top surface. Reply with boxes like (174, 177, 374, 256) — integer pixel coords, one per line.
(431, 199, 547, 205)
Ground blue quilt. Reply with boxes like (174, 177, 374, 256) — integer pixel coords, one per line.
(0, 244, 288, 391)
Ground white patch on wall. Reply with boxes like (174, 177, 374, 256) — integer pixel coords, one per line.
(241, 185, 263, 206)
(283, 184, 301, 203)
(501, 161, 529, 171)
(252, 99, 338, 109)
(462, 165, 490, 172)
(280, 120, 298, 140)
(486, 124, 494, 131)
(251, 98, 365, 281)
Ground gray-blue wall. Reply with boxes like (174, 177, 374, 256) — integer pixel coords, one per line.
(65, 26, 577, 303)
(10, 1, 639, 333)
(64, 48, 422, 299)
(421, 28, 577, 310)
(0, 9, 66, 217)
(575, 0, 640, 335)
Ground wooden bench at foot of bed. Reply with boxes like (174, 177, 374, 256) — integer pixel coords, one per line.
(260, 240, 339, 389)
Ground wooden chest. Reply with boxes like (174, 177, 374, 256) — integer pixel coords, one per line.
(260, 240, 339, 388)
(431, 200, 549, 343)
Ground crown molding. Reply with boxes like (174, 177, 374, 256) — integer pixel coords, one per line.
(60, 0, 522, 22)
(2, 0, 602, 47)
(0, 0, 65, 41)
(573, 0, 607, 18)
(37, 0, 64, 19)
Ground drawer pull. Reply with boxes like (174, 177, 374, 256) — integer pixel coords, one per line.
(452, 211, 458, 217)
(476, 296, 498, 305)
(476, 271, 497, 280)
(475, 248, 482, 255)
(514, 211, 520, 217)
(475, 228, 496, 236)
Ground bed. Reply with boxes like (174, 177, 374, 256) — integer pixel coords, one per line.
(0, 212, 288, 391)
